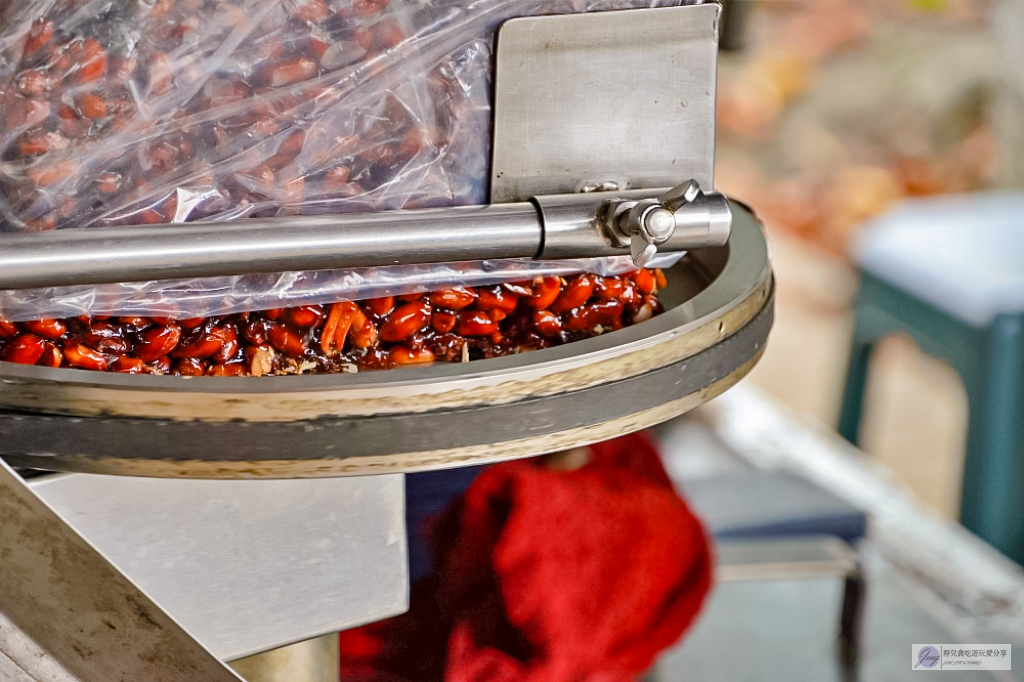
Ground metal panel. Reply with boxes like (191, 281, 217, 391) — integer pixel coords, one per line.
(0, 460, 242, 682)
(0, 611, 79, 682)
(491, 4, 720, 202)
(28, 473, 409, 661)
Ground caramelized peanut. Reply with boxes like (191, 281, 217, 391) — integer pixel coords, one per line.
(76, 93, 107, 119)
(366, 296, 395, 317)
(633, 268, 656, 295)
(380, 301, 430, 343)
(0, 315, 17, 338)
(4, 334, 46, 365)
(211, 325, 240, 363)
(476, 287, 519, 314)
(174, 357, 206, 376)
(654, 268, 669, 290)
(391, 346, 434, 365)
(75, 39, 107, 84)
(38, 343, 63, 368)
(137, 323, 181, 360)
(288, 305, 323, 328)
(64, 343, 111, 371)
(261, 57, 317, 88)
(22, 318, 65, 339)
(549, 275, 594, 313)
(173, 331, 224, 359)
(595, 277, 625, 300)
(24, 18, 54, 54)
(349, 310, 378, 349)
(428, 288, 476, 310)
(533, 310, 562, 338)
(268, 323, 306, 357)
(0, 274, 663, 376)
(528, 277, 561, 310)
(112, 356, 146, 373)
(431, 310, 456, 333)
(455, 310, 497, 337)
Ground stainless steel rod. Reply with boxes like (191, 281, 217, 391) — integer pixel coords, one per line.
(0, 186, 731, 290)
(0, 203, 544, 290)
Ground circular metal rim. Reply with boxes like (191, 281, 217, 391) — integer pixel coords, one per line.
(0, 203, 770, 422)
(1, 287, 772, 478)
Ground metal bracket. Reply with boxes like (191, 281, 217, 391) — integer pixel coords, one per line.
(0, 459, 243, 681)
(601, 180, 732, 267)
(491, 4, 721, 202)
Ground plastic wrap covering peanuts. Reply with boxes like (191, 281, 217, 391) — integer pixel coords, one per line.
(0, 0, 689, 375)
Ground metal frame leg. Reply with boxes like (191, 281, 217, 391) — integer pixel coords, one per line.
(230, 634, 340, 682)
(837, 561, 866, 681)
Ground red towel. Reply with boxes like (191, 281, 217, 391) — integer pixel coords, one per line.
(340, 432, 712, 682)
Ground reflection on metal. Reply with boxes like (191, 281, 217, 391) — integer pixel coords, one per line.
(229, 634, 339, 682)
(0, 185, 728, 292)
(27, 473, 408, 661)
(530, 184, 731, 262)
(0, 459, 242, 682)
(0, 205, 771, 478)
(491, 4, 720, 202)
(0, 204, 541, 290)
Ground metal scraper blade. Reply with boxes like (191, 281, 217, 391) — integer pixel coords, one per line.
(490, 3, 720, 203)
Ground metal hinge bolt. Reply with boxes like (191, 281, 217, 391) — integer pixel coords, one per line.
(608, 179, 704, 267)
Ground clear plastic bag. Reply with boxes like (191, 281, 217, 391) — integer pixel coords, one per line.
(0, 0, 691, 321)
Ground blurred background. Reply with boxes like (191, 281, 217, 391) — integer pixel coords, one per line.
(716, 0, 1007, 521)
(645, 2, 1024, 677)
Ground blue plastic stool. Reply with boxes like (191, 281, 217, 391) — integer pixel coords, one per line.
(838, 193, 1024, 563)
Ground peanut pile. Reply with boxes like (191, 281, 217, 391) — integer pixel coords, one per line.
(0, 269, 666, 376)
(0, 1, 675, 375)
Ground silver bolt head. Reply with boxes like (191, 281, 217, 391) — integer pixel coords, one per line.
(644, 207, 675, 242)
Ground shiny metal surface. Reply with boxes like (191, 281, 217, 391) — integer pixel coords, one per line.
(27, 473, 408, 661)
(0, 610, 79, 682)
(490, 4, 720, 203)
(532, 187, 730, 261)
(0, 459, 243, 682)
(0, 204, 770, 477)
(0, 204, 542, 290)
(229, 634, 340, 682)
(0, 187, 728, 290)
(602, 181, 732, 267)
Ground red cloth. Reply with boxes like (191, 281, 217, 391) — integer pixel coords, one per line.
(340, 432, 712, 682)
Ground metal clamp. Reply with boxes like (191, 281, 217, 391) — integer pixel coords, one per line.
(602, 180, 730, 267)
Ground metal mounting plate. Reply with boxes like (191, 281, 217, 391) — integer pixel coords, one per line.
(27, 472, 408, 661)
(0, 204, 770, 478)
(0, 460, 242, 682)
(490, 4, 720, 202)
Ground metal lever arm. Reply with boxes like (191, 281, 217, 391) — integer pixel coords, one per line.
(0, 182, 731, 290)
